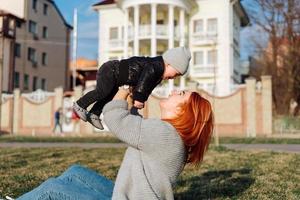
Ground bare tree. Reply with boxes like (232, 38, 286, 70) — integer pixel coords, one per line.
(246, 0, 300, 115)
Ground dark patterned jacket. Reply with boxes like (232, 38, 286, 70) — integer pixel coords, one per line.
(117, 56, 165, 103)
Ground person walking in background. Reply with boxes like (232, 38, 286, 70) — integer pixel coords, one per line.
(53, 108, 63, 134)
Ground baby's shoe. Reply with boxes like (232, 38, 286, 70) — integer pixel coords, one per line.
(87, 113, 104, 130)
(73, 102, 88, 122)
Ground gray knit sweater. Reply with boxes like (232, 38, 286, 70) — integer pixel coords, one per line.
(102, 100, 187, 200)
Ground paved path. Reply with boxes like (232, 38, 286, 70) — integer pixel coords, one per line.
(223, 144, 300, 154)
(0, 142, 127, 148)
(0, 143, 299, 154)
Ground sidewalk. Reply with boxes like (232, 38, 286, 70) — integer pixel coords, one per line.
(223, 144, 300, 154)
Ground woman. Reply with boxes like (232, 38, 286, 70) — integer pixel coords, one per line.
(17, 88, 213, 200)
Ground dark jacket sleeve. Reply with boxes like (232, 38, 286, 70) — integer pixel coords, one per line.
(133, 67, 160, 102)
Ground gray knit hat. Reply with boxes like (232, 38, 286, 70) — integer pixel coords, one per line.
(162, 47, 191, 75)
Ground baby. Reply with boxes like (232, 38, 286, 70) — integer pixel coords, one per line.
(73, 46, 191, 129)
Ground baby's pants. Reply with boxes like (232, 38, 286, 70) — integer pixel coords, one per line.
(76, 61, 120, 116)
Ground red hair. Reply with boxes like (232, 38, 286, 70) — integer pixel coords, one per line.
(163, 92, 214, 165)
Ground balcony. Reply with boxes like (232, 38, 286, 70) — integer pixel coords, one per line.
(109, 39, 124, 51)
(190, 65, 217, 78)
(128, 25, 180, 40)
(192, 32, 218, 46)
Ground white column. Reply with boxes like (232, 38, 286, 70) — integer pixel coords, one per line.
(151, 4, 157, 57)
(134, 5, 140, 56)
(123, 8, 129, 58)
(168, 5, 174, 93)
(179, 8, 185, 90)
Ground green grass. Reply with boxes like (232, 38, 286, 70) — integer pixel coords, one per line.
(0, 147, 299, 199)
(1, 135, 300, 144)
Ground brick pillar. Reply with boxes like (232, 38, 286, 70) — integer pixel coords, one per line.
(54, 87, 63, 110)
(73, 86, 95, 135)
(261, 76, 272, 135)
(12, 89, 20, 135)
(246, 78, 256, 137)
(74, 86, 83, 101)
(73, 86, 83, 134)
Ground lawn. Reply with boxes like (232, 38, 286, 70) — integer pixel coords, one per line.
(1, 135, 300, 144)
(0, 147, 299, 200)
(0, 135, 121, 143)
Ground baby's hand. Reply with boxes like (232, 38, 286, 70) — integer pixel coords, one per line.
(134, 100, 144, 109)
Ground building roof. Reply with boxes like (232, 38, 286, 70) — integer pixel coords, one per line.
(47, 0, 73, 29)
(70, 58, 98, 71)
(93, 0, 116, 7)
(0, 9, 23, 20)
(234, 0, 250, 27)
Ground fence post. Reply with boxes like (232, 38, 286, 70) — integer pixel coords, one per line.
(73, 86, 83, 133)
(12, 89, 20, 135)
(246, 78, 256, 137)
(261, 76, 272, 136)
(54, 87, 64, 110)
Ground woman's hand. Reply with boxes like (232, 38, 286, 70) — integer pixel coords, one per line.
(113, 86, 131, 101)
(134, 100, 144, 109)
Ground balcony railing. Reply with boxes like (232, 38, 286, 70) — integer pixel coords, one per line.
(139, 25, 151, 38)
(192, 32, 218, 45)
(192, 66, 217, 76)
(109, 39, 124, 50)
(128, 25, 180, 40)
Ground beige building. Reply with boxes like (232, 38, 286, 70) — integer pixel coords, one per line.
(0, 0, 72, 92)
(0, 10, 22, 93)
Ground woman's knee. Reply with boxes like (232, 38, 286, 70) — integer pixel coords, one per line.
(17, 178, 63, 200)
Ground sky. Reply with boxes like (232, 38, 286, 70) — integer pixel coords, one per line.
(55, 0, 100, 60)
(55, 0, 256, 61)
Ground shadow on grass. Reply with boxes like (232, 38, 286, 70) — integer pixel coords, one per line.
(175, 168, 254, 200)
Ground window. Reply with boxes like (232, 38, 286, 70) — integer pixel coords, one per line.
(157, 19, 164, 25)
(42, 26, 48, 38)
(8, 19, 15, 37)
(194, 19, 203, 33)
(194, 51, 204, 65)
(207, 18, 218, 33)
(109, 27, 118, 40)
(29, 20, 37, 34)
(24, 74, 29, 90)
(174, 20, 178, 26)
(0, 16, 3, 31)
(16, 20, 22, 28)
(41, 78, 46, 90)
(33, 76, 38, 91)
(43, 4, 48, 15)
(15, 43, 21, 57)
(14, 72, 20, 88)
(207, 50, 218, 65)
(32, 0, 37, 11)
(28, 47, 36, 62)
(42, 52, 47, 65)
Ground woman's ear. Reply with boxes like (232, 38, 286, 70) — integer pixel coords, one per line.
(175, 106, 182, 115)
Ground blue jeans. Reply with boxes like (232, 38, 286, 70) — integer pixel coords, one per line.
(17, 164, 114, 200)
